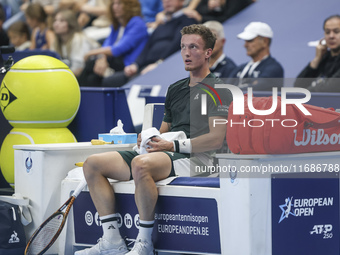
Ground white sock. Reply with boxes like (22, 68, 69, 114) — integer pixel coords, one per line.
(137, 220, 154, 242)
(100, 214, 122, 242)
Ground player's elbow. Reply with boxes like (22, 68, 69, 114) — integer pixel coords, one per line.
(210, 138, 224, 150)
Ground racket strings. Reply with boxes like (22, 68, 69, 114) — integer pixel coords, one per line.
(26, 213, 64, 254)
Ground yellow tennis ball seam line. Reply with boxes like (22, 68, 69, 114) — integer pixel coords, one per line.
(0, 127, 77, 184)
(6, 104, 80, 124)
(9, 118, 75, 124)
(8, 69, 75, 75)
(8, 131, 35, 144)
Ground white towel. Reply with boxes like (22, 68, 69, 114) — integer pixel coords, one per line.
(133, 127, 187, 154)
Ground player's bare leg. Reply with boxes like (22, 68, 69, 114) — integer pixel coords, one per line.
(127, 152, 172, 255)
(75, 151, 131, 255)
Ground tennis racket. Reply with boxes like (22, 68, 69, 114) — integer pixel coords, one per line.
(25, 179, 87, 255)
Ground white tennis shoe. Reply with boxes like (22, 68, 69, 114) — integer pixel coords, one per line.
(74, 238, 128, 255)
(126, 238, 154, 255)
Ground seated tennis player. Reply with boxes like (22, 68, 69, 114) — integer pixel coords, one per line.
(75, 24, 232, 255)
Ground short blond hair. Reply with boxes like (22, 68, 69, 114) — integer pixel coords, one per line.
(181, 24, 216, 50)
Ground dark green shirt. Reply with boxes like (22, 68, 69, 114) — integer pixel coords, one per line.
(163, 73, 233, 139)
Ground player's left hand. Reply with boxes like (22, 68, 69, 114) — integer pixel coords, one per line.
(146, 136, 173, 152)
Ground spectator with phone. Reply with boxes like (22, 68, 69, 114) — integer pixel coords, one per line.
(294, 14, 340, 92)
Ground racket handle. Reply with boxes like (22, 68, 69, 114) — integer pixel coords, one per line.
(72, 179, 87, 198)
(91, 139, 114, 145)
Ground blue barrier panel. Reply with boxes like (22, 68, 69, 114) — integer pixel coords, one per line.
(152, 104, 165, 130)
(73, 190, 221, 254)
(69, 87, 135, 142)
(272, 172, 339, 255)
(144, 96, 166, 104)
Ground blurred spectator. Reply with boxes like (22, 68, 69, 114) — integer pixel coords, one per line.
(294, 15, 340, 92)
(147, 0, 190, 31)
(0, 4, 9, 46)
(141, 0, 163, 23)
(60, 1, 109, 27)
(203, 20, 236, 78)
(0, 0, 23, 19)
(102, 0, 197, 87)
(25, 0, 60, 15)
(183, 0, 252, 24)
(60, 0, 111, 42)
(228, 21, 284, 91)
(3, 0, 60, 31)
(7, 21, 31, 50)
(25, 3, 55, 49)
(51, 9, 100, 76)
(77, 0, 148, 87)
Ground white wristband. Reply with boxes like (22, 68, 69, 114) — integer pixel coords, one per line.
(178, 139, 192, 154)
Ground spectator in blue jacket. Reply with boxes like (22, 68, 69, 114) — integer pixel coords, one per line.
(140, 0, 163, 23)
(101, 0, 197, 87)
(228, 22, 284, 91)
(78, 0, 149, 87)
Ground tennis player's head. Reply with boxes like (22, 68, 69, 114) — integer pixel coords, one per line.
(180, 24, 216, 72)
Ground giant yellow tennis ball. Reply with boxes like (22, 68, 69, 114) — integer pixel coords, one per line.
(0, 127, 77, 186)
(0, 55, 80, 128)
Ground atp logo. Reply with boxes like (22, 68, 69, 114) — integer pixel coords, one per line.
(278, 197, 297, 223)
(310, 224, 333, 239)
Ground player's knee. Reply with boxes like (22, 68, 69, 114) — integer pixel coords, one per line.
(83, 154, 101, 178)
(131, 155, 150, 180)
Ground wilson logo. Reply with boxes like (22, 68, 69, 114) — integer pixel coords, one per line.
(294, 129, 340, 146)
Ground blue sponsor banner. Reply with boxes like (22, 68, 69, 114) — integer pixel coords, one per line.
(272, 172, 339, 255)
(73, 192, 220, 254)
